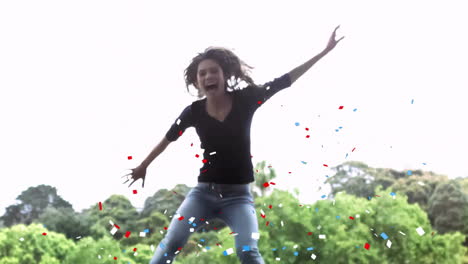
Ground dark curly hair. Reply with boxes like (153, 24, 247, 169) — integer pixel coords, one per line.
(184, 47, 258, 99)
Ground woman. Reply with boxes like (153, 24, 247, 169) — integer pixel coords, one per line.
(123, 26, 344, 264)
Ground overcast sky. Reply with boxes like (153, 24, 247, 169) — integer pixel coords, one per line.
(1, 0, 467, 216)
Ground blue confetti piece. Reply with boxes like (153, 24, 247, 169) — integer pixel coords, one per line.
(335, 129, 339, 132)
(321, 195, 327, 199)
(192, 223, 197, 227)
(272, 248, 277, 251)
(144, 229, 149, 233)
(164, 253, 168, 257)
(159, 242, 166, 249)
(407, 170, 412, 175)
(390, 192, 396, 196)
(339, 126, 343, 129)
(315, 208, 319, 212)
(294, 252, 299, 256)
(206, 246, 211, 250)
(368, 196, 372, 200)
(353, 108, 357, 112)
(122, 249, 126, 253)
(422, 163, 427, 165)
(243, 245, 251, 251)
(307, 247, 314, 251)
(411, 99, 414, 104)
(336, 215, 341, 219)
(200, 239, 205, 242)
(301, 161, 307, 164)
(345, 153, 349, 158)
(282, 246, 287, 250)
(295, 122, 300, 126)
(381, 232, 389, 240)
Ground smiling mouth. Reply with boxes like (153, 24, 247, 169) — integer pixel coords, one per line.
(206, 84, 217, 90)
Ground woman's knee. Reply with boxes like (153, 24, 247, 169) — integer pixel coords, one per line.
(236, 246, 264, 264)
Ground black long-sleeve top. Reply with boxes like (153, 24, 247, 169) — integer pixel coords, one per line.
(165, 73, 292, 184)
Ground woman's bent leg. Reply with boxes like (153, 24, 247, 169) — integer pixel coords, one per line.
(149, 188, 213, 264)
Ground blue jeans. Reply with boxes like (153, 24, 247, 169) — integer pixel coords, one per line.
(149, 182, 265, 264)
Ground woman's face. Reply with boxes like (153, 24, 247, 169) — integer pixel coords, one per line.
(196, 59, 226, 98)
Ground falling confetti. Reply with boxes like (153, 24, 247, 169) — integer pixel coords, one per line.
(127, 156, 132, 160)
(98, 202, 102, 211)
(133, 190, 138, 194)
(411, 99, 414, 104)
(338, 106, 344, 109)
(364, 243, 370, 250)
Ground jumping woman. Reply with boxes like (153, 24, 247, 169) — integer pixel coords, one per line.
(122, 25, 344, 264)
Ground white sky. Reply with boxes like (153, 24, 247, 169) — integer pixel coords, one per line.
(1, 0, 467, 216)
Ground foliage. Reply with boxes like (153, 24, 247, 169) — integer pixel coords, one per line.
(0, 185, 72, 227)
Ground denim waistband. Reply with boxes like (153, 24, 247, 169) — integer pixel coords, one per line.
(196, 182, 250, 193)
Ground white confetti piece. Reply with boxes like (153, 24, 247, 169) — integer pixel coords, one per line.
(365, 210, 370, 214)
(98, 255, 101, 259)
(189, 217, 195, 222)
(317, 225, 322, 230)
(356, 214, 360, 218)
(151, 245, 155, 252)
(416, 227, 425, 236)
(293, 245, 298, 249)
(251, 232, 260, 240)
(76, 236, 81, 239)
(224, 248, 234, 255)
(399, 231, 406, 236)
(386, 240, 392, 248)
(160, 230, 164, 234)
(311, 253, 317, 260)
(109, 220, 114, 226)
(164, 209, 167, 214)
(260, 209, 265, 215)
(231, 232, 239, 237)
(176, 119, 181, 125)
(19, 237, 24, 241)
(134, 252, 138, 256)
(174, 250, 180, 255)
(166, 260, 171, 263)
(139, 232, 146, 237)
(276, 257, 281, 261)
(209, 151, 216, 155)
(110, 227, 118, 235)
(417, 181, 425, 186)
(319, 234, 326, 239)
(198, 244, 203, 248)
(278, 203, 283, 208)
(190, 228, 195, 232)
(281, 221, 284, 227)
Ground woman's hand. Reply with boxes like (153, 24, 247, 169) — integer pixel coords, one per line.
(324, 25, 345, 53)
(121, 165, 147, 188)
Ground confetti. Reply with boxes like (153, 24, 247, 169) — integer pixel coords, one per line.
(178, 216, 185, 221)
(98, 202, 102, 211)
(178, 130, 183, 136)
(223, 248, 234, 256)
(380, 232, 389, 240)
(139, 232, 146, 237)
(386, 240, 392, 248)
(323, 164, 328, 167)
(311, 254, 317, 260)
(339, 106, 344, 109)
(353, 108, 357, 112)
(110, 227, 118, 235)
(318, 234, 326, 239)
(416, 227, 425, 236)
(364, 243, 370, 250)
(125, 231, 131, 238)
(127, 156, 132, 160)
(133, 190, 137, 194)
(352, 147, 356, 152)
(251, 232, 260, 240)
(407, 170, 412, 176)
(295, 122, 300, 126)
(263, 182, 270, 187)
(42, 232, 47, 236)
(411, 99, 414, 104)
(349, 216, 354, 220)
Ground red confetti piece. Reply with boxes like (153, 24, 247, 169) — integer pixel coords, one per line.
(266, 221, 270, 226)
(229, 232, 235, 234)
(133, 248, 137, 252)
(261, 214, 266, 219)
(339, 106, 344, 109)
(323, 164, 328, 167)
(349, 216, 355, 220)
(114, 257, 117, 260)
(268, 205, 272, 209)
(352, 147, 356, 152)
(268, 166, 272, 168)
(190, 143, 193, 147)
(263, 182, 269, 187)
(364, 243, 370, 250)
(127, 156, 132, 160)
(114, 224, 120, 229)
(214, 227, 218, 230)
(305, 127, 309, 131)
(98, 202, 102, 211)
(125, 231, 131, 238)
(306, 135, 310, 138)
(42, 232, 47, 236)
(202, 159, 208, 163)
(177, 247, 183, 251)
(195, 154, 199, 158)
(288, 172, 292, 174)
(164, 227, 168, 230)
(270, 182, 276, 185)
(178, 216, 185, 221)
(308, 232, 313, 235)
(200, 218, 205, 221)
(133, 190, 137, 194)
(257, 101, 262, 104)
(202, 169, 208, 173)
(178, 130, 183, 136)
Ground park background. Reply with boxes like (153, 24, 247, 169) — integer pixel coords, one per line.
(1, 0, 467, 263)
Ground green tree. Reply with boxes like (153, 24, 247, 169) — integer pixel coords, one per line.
(0, 185, 72, 227)
(34, 207, 92, 240)
(0, 223, 75, 264)
(251, 160, 278, 198)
